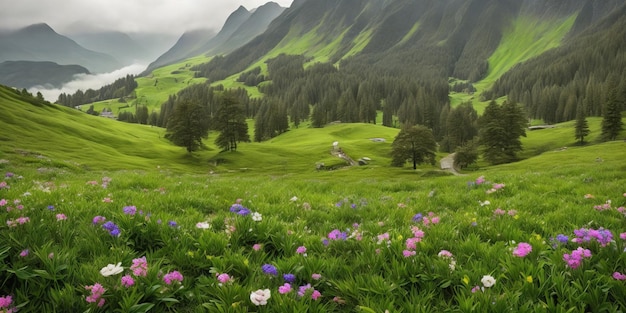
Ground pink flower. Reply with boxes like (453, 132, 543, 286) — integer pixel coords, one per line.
(121, 275, 135, 287)
(0, 295, 13, 309)
(0, 199, 7, 206)
(85, 283, 106, 305)
(296, 246, 307, 255)
(402, 250, 416, 257)
(130, 256, 148, 277)
(620, 233, 626, 240)
(163, 270, 183, 285)
(278, 283, 292, 294)
(612, 272, 626, 281)
(217, 273, 231, 284)
(311, 273, 322, 280)
(311, 290, 322, 300)
(471, 285, 481, 293)
(253, 244, 262, 251)
(438, 250, 453, 258)
(16, 216, 30, 224)
(512, 242, 532, 258)
(19, 249, 29, 257)
(56, 213, 67, 221)
(493, 208, 506, 216)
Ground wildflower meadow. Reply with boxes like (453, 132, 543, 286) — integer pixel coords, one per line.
(1, 148, 626, 312)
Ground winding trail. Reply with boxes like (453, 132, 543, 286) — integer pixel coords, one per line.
(440, 153, 463, 176)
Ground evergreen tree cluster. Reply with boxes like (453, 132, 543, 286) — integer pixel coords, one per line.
(56, 75, 138, 108)
(485, 9, 626, 124)
(478, 100, 528, 165)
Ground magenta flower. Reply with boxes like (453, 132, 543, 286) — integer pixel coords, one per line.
(311, 290, 322, 300)
(121, 275, 135, 287)
(85, 283, 106, 307)
(163, 270, 183, 285)
(123, 206, 137, 215)
(19, 249, 29, 257)
(130, 256, 148, 277)
(92, 216, 106, 224)
(56, 213, 67, 221)
(296, 246, 307, 255)
(311, 273, 322, 280)
(512, 242, 532, 258)
(0, 295, 13, 309)
(278, 283, 292, 294)
(612, 272, 626, 281)
(402, 250, 416, 257)
(252, 243, 262, 251)
(217, 273, 232, 284)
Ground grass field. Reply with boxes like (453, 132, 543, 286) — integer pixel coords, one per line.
(2, 84, 626, 312)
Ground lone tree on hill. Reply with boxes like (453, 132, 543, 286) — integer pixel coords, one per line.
(574, 104, 590, 144)
(478, 100, 527, 165)
(215, 91, 250, 151)
(601, 82, 624, 141)
(391, 124, 437, 169)
(165, 100, 210, 153)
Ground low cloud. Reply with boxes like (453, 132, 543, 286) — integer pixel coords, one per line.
(30, 63, 147, 102)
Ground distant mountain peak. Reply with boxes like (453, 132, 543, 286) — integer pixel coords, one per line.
(19, 23, 55, 34)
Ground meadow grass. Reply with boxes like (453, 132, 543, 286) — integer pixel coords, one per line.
(2, 85, 626, 312)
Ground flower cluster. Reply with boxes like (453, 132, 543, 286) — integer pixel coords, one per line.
(102, 221, 121, 237)
(163, 270, 184, 285)
(327, 229, 348, 241)
(572, 227, 613, 247)
(262, 264, 278, 276)
(250, 289, 271, 306)
(297, 284, 322, 300)
(512, 242, 533, 258)
(123, 205, 137, 215)
(403, 226, 425, 257)
(130, 256, 148, 277)
(0, 294, 16, 313)
(563, 247, 592, 269)
(217, 273, 233, 285)
(230, 203, 250, 216)
(486, 183, 505, 194)
(438, 250, 457, 271)
(85, 283, 106, 307)
(6, 216, 29, 227)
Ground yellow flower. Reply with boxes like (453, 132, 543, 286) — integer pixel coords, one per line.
(462, 275, 470, 285)
(244, 259, 249, 267)
(526, 276, 533, 283)
(397, 235, 403, 241)
(513, 215, 520, 220)
(187, 251, 195, 257)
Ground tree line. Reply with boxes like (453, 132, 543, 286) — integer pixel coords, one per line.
(55, 75, 138, 108)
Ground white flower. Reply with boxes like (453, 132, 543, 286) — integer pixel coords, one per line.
(481, 275, 496, 288)
(100, 262, 123, 277)
(251, 212, 262, 222)
(479, 200, 491, 207)
(196, 222, 211, 229)
(290, 196, 298, 202)
(250, 289, 271, 305)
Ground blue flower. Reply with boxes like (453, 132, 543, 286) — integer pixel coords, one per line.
(283, 273, 296, 283)
(262, 264, 278, 276)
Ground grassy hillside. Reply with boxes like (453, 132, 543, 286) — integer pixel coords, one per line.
(89, 55, 210, 115)
(3, 84, 623, 179)
(450, 14, 577, 113)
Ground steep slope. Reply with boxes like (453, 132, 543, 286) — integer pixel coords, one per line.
(0, 23, 121, 73)
(0, 61, 89, 89)
(142, 28, 217, 75)
(142, 2, 285, 75)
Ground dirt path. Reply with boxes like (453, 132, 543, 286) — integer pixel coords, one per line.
(440, 153, 463, 176)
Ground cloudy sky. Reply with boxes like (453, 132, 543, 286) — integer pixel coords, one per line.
(0, 0, 293, 35)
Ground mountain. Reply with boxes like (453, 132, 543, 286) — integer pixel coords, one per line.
(0, 61, 89, 89)
(198, 0, 621, 82)
(142, 2, 286, 75)
(0, 23, 121, 73)
(68, 30, 151, 65)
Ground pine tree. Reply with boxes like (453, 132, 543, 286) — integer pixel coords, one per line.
(391, 125, 437, 169)
(214, 92, 250, 151)
(165, 100, 210, 153)
(601, 83, 624, 141)
(478, 100, 527, 165)
(574, 104, 590, 144)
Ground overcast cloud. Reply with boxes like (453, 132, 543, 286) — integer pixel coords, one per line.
(0, 0, 293, 35)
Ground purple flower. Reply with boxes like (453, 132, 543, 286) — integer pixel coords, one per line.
(556, 234, 569, 244)
(168, 220, 177, 228)
(123, 206, 137, 215)
(92, 216, 106, 224)
(229, 204, 250, 216)
(283, 273, 296, 283)
(412, 213, 423, 223)
(262, 264, 278, 276)
(47, 205, 55, 211)
(278, 283, 292, 294)
(121, 275, 135, 287)
(102, 221, 120, 237)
